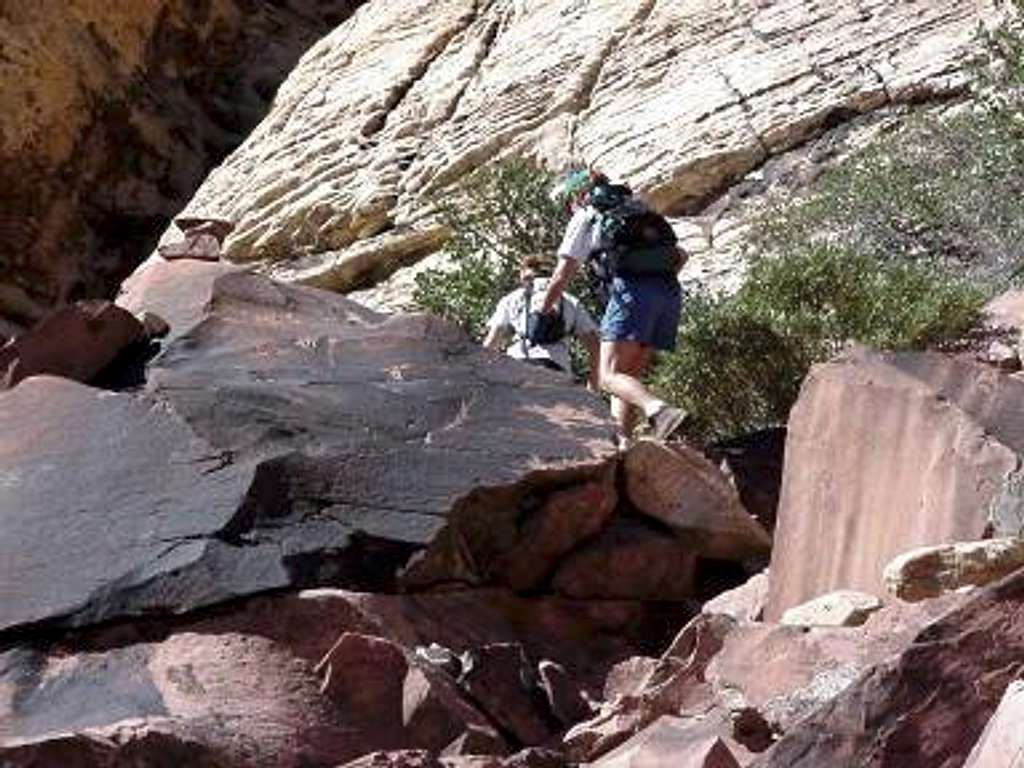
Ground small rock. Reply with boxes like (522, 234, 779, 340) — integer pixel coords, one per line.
(884, 538, 1024, 602)
(139, 311, 170, 339)
(537, 660, 591, 727)
(984, 340, 1021, 372)
(702, 571, 769, 623)
(780, 590, 882, 628)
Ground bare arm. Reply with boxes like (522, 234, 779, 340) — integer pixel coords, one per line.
(482, 323, 509, 350)
(581, 330, 600, 391)
(541, 257, 580, 313)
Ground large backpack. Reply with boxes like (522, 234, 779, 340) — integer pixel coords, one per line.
(588, 184, 679, 282)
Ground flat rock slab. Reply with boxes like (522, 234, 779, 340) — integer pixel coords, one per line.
(766, 346, 1024, 620)
(0, 262, 613, 635)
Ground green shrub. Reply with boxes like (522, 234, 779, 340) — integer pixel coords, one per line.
(653, 243, 986, 442)
(412, 157, 577, 339)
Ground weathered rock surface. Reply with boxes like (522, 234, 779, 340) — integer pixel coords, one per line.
(0, 0, 365, 330)
(0, 300, 143, 388)
(567, 593, 960, 764)
(401, 440, 764, 601)
(884, 537, 1024, 602)
(766, 346, 1024, 620)
(0, 260, 615, 635)
(0, 589, 658, 766)
(963, 679, 1024, 768)
(623, 442, 771, 561)
(589, 715, 742, 768)
(779, 590, 882, 628)
(753, 567, 1024, 768)
(171, 0, 998, 303)
(702, 572, 768, 624)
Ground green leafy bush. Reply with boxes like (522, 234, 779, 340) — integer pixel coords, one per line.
(652, 246, 985, 440)
(412, 157, 576, 339)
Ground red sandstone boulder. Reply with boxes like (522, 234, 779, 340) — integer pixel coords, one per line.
(0, 299, 143, 388)
(0, 589, 667, 766)
(623, 442, 771, 561)
(766, 346, 1024, 620)
(963, 679, 1024, 768)
(589, 716, 742, 768)
(752, 567, 1024, 767)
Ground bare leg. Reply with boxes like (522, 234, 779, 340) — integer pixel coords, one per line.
(600, 340, 659, 436)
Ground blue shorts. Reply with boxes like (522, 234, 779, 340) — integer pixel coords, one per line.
(600, 275, 681, 351)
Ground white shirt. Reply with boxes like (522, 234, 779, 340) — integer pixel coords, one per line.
(486, 277, 598, 372)
(557, 207, 600, 261)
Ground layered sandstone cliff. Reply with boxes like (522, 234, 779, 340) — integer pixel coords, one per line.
(172, 0, 1001, 308)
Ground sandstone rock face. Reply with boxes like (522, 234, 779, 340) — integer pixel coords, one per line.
(765, 347, 1024, 620)
(884, 538, 1024, 602)
(0, 589, 656, 767)
(963, 679, 1024, 768)
(0, 260, 614, 635)
(0, 300, 143, 388)
(754, 567, 1024, 768)
(172, 0, 998, 303)
(0, 0, 364, 329)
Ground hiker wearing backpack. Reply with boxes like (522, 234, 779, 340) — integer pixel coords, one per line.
(540, 169, 688, 447)
(483, 255, 600, 388)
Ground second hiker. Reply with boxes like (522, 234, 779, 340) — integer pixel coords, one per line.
(540, 169, 689, 447)
(483, 255, 600, 389)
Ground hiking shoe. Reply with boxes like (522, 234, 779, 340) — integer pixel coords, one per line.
(649, 405, 688, 441)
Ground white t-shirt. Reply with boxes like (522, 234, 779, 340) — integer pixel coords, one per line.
(557, 207, 600, 261)
(486, 277, 598, 372)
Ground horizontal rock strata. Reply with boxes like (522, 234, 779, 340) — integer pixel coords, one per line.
(173, 0, 999, 300)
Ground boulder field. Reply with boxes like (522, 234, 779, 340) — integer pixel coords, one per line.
(5, 260, 1024, 766)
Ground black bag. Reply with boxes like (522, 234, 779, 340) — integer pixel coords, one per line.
(521, 279, 567, 347)
(525, 307, 566, 345)
(589, 183, 679, 280)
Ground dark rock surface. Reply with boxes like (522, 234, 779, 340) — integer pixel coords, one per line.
(0, 262, 613, 636)
(0, 300, 143, 388)
(0, 589, 668, 767)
